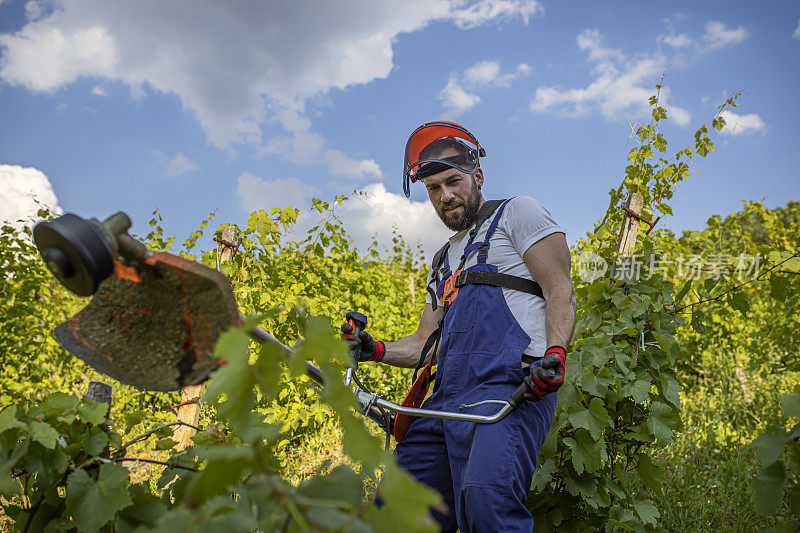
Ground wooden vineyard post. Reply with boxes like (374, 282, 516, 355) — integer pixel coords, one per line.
(173, 226, 238, 450)
(611, 193, 644, 277)
(84, 381, 112, 420)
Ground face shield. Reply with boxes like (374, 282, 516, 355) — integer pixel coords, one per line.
(403, 121, 485, 197)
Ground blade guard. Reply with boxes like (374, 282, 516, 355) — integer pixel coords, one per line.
(393, 364, 432, 442)
(54, 252, 241, 391)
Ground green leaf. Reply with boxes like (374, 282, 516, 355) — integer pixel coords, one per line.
(563, 473, 607, 509)
(632, 498, 659, 525)
(729, 292, 750, 317)
(188, 447, 251, 504)
(42, 393, 79, 418)
(299, 464, 362, 509)
(690, 309, 706, 332)
(0, 463, 21, 497)
(155, 438, 177, 450)
(30, 421, 59, 449)
(580, 367, 614, 398)
(754, 461, 786, 514)
(780, 392, 800, 419)
(84, 430, 109, 456)
(660, 372, 681, 408)
(768, 275, 790, 301)
(66, 463, 133, 532)
(531, 457, 556, 492)
(362, 461, 440, 533)
(636, 453, 663, 494)
(0, 406, 24, 434)
(753, 428, 788, 465)
(77, 401, 108, 425)
(674, 280, 692, 303)
(567, 399, 612, 440)
(564, 430, 607, 474)
(628, 375, 652, 404)
(647, 401, 680, 441)
(205, 327, 256, 434)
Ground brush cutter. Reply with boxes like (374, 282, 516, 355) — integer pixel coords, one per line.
(33, 212, 530, 436)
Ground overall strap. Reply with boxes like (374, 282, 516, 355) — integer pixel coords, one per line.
(464, 198, 511, 263)
(458, 199, 506, 267)
(416, 199, 506, 380)
(454, 197, 546, 300)
(427, 242, 450, 312)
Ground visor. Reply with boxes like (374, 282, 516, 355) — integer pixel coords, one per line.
(403, 121, 485, 197)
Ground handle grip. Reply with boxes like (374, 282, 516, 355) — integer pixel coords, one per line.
(507, 382, 530, 409)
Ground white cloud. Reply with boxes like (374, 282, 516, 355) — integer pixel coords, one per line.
(439, 79, 483, 116)
(157, 152, 199, 177)
(24, 1, 42, 20)
(702, 21, 748, 51)
(0, 164, 61, 229)
(530, 29, 691, 127)
(793, 18, 800, 39)
(440, 60, 532, 116)
(0, 0, 540, 151)
(91, 85, 106, 97)
(327, 183, 453, 257)
(325, 150, 382, 180)
(658, 32, 692, 49)
(235, 172, 319, 214)
(719, 109, 766, 136)
(451, 0, 542, 29)
(259, 104, 383, 180)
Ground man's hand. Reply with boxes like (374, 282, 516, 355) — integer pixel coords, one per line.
(522, 346, 566, 401)
(341, 322, 385, 363)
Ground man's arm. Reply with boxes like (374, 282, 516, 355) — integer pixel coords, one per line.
(523, 232, 576, 349)
(379, 303, 443, 368)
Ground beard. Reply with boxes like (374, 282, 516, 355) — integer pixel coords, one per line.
(436, 176, 482, 232)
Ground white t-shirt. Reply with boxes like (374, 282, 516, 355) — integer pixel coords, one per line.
(425, 196, 564, 358)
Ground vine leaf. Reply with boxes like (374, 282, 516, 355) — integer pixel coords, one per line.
(66, 463, 133, 532)
(205, 327, 256, 434)
(752, 428, 787, 465)
(780, 392, 800, 419)
(564, 430, 607, 474)
(0, 407, 25, 434)
(768, 275, 790, 301)
(729, 292, 750, 317)
(646, 402, 680, 441)
(30, 421, 59, 449)
(0, 463, 21, 497)
(567, 399, 612, 440)
(632, 498, 659, 525)
(754, 461, 786, 514)
(41, 393, 79, 417)
(77, 402, 109, 426)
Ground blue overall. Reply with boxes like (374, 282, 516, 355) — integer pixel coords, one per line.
(395, 201, 557, 532)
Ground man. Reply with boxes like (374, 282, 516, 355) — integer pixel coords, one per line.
(344, 121, 576, 531)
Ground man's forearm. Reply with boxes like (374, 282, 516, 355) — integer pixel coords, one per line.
(380, 333, 435, 369)
(545, 284, 576, 349)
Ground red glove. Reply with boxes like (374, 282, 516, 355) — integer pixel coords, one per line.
(341, 323, 385, 362)
(523, 346, 566, 401)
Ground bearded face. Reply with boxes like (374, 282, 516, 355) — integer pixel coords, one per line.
(433, 174, 482, 231)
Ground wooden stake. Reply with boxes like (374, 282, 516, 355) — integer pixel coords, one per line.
(611, 193, 644, 277)
(173, 226, 238, 450)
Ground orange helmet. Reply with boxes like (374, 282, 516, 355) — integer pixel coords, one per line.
(403, 120, 485, 197)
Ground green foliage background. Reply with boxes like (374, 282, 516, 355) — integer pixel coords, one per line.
(0, 89, 798, 532)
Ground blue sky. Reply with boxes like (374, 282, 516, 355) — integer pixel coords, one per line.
(1, 0, 798, 259)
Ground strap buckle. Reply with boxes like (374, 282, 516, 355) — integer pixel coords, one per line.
(455, 269, 469, 287)
(438, 266, 464, 306)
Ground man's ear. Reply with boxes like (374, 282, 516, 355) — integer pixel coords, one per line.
(474, 168, 484, 188)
